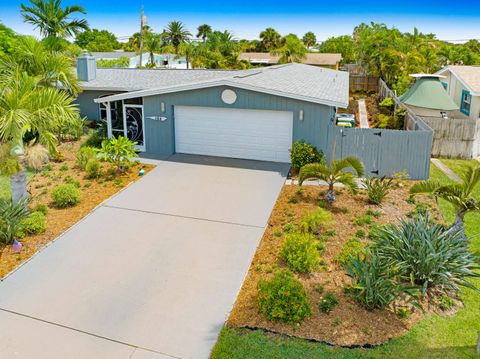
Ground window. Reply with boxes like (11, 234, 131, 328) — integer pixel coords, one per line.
(460, 90, 472, 116)
(441, 82, 448, 90)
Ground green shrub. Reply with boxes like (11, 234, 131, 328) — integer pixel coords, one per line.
(355, 229, 366, 238)
(282, 223, 296, 233)
(366, 209, 382, 218)
(299, 208, 332, 234)
(280, 232, 320, 273)
(436, 295, 456, 311)
(396, 307, 410, 319)
(257, 270, 311, 324)
(33, 204, 48, 215)
(51, 184, 80, 208)
(325, 229, 336, 237)
(83, 129, 106, 149)
(64, 176, 80, 188)
(336, 237, 366, 265)
(0, 198, 29, 244)
(76, 146, 97, 170)
(344, 254, 416, 310)
(364, 177, 394, 205)
(354, 214, 374, 226)
(85, 158, 101, 179)
(98, 136, 138, 172)
(17, 211, 46, 237)
(372, 215, 479, 293)
(314, 284, 324, 294)
(288, 197, 298, 204)
(318, 292, 338, 313)
(59, 164, 69, 172)
(290, 140, 325, 170)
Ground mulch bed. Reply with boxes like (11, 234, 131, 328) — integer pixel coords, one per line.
(227, 184, 443, 346)
(0, 140, 154, 279)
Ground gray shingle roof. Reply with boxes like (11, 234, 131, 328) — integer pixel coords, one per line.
(86, 63, 349, 108)
(91, 52, 136, 59)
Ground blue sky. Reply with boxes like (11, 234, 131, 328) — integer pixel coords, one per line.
(1, 0, 479, 42)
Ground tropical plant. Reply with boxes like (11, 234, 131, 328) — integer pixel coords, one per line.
(85, 158, 101, 179)
(344, 253, 418, 310)
(196, 24, 212, 42)
(17, 211, 47, 237)
(51, 183, 80, 208)
(257, 270, 311, 324)
(21, 0, 89, 40)
(410, 164, 480, 239)
(318, 292, 338, 313)
(97, 136, 138, 172)
(0, 198, 29, 244)
(336, 237, 366, 265)
(299, 155, 365, 204)
(280, 232, 320, 273)
(259, 28, 281, 51)
(302, 32, 317, 47)
(0, 72, 80, 204)
(0, 23, 17, 55)
(372, 215, 479, 294)
(74, 28, 120, 52)
(96, 57, 130, 69)
(163, 21, 192, 53)
(272, 34, 307, 63)
(289, 140, 325, 170)
(318, 35, 356, 64)
(364, 176, 394, 205)
(76, 146, 96, 170)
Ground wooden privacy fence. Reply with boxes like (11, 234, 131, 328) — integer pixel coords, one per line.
(349, 75, 379, 93)
(325, 79, 433, 180)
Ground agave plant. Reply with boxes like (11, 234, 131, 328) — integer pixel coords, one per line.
(299, 156, 365, 204)
(0, 198, 29, 245)
(372, 214, 479, 294)
(410, 164, 480, 239)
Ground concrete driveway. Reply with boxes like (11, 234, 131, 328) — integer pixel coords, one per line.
(0, 155, 288, 359)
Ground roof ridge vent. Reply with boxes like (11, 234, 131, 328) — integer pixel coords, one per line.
(233, 71, 263, 78)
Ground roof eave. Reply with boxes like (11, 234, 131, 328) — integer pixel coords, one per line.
(435, 67, 480, 96)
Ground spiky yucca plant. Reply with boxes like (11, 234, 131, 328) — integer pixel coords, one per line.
(410, 164, 480, 239)
(299, 156, 365, 204)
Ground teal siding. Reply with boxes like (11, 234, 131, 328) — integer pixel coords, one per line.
(143, 86, 333, 156)
(75, 90, 121, 121)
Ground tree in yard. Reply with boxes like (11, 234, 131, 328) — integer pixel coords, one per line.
(0, 73, 80, 204)
(302, 32, 317, 48)
(299, 156, 365, 204)
(0, 23, 17, 55)
(272, 34, 307, 63)
(196, 24, 212, 42)
(259, 27, 281, 51)
(21, 0, 89, 40)
(178, 41, 197, 69)
(410, 164, 480, 240)
(143, 32, 175, 67)
(74, 28, 121, 52)
(164, 21, 192, 54)
(319, 35, 356, 63)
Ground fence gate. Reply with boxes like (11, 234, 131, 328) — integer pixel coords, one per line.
(337, 128, 381, 176)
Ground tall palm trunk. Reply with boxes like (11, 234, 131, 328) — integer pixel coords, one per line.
(10, 162, 28, 205)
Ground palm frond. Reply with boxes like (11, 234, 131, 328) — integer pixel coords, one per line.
(298, 163, 329, 185)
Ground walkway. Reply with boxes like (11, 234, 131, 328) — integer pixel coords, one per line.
(358, 99, 369, 128)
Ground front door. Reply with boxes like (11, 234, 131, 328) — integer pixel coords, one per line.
(123, 104, 145, 152)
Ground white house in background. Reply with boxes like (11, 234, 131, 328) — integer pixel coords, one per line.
(91, 51, 189, 69)
(436, 65, 480, 120)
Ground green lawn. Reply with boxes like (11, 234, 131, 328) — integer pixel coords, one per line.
(211, 160, 480, 359)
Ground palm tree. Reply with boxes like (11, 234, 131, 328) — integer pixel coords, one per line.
(0, 36, 80, 96)
(143, 33, 163, 67)
(272, 34, 307, 63)
(0, 73, 80, 204)
(196, 24, 212, 42)
(410, 165, 480, 240)
(259, 27, 281, 51)
(178, 41, 197, 69)
(299, 156, 365, 204)
(302, 32, 317, 48)
(21, 0, 89, 40)
(164, 21, 192, 54)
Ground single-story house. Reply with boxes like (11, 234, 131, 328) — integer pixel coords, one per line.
(399, 74, 461, 118)
(76, 51, 348, 162)
(436, 65, 480, 120)
(238, 52, 342, 69)
(91, 51, 189, 69)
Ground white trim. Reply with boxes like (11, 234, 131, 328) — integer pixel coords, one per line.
(93, 79, 349, 108)
(106, 102, 112, 138)
(122, 104, 146, 152)
(436, 67, 480, 96)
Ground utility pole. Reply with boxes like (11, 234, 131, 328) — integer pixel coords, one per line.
(139, 6, 145, 67)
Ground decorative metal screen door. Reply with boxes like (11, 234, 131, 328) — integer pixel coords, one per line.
(123, 104, 145, 151)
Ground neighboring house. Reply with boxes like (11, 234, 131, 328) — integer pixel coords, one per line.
(91, 51, 189, 69)
(402, 69, 480, 158)
(436, 65, 480, 120)
(76, 52, 348, 162)
(238, 52, 342, 69)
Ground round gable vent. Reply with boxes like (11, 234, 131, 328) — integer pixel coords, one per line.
(221, 89, 237, 104)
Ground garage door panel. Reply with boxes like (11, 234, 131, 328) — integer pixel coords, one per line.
(175, 106, 293, 163)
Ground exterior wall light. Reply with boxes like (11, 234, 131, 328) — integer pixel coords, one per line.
(161, 102, 165, 113)
(299, 109, 304, 121)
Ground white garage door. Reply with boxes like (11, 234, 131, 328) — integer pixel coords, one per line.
(174, 106, 293, 162)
